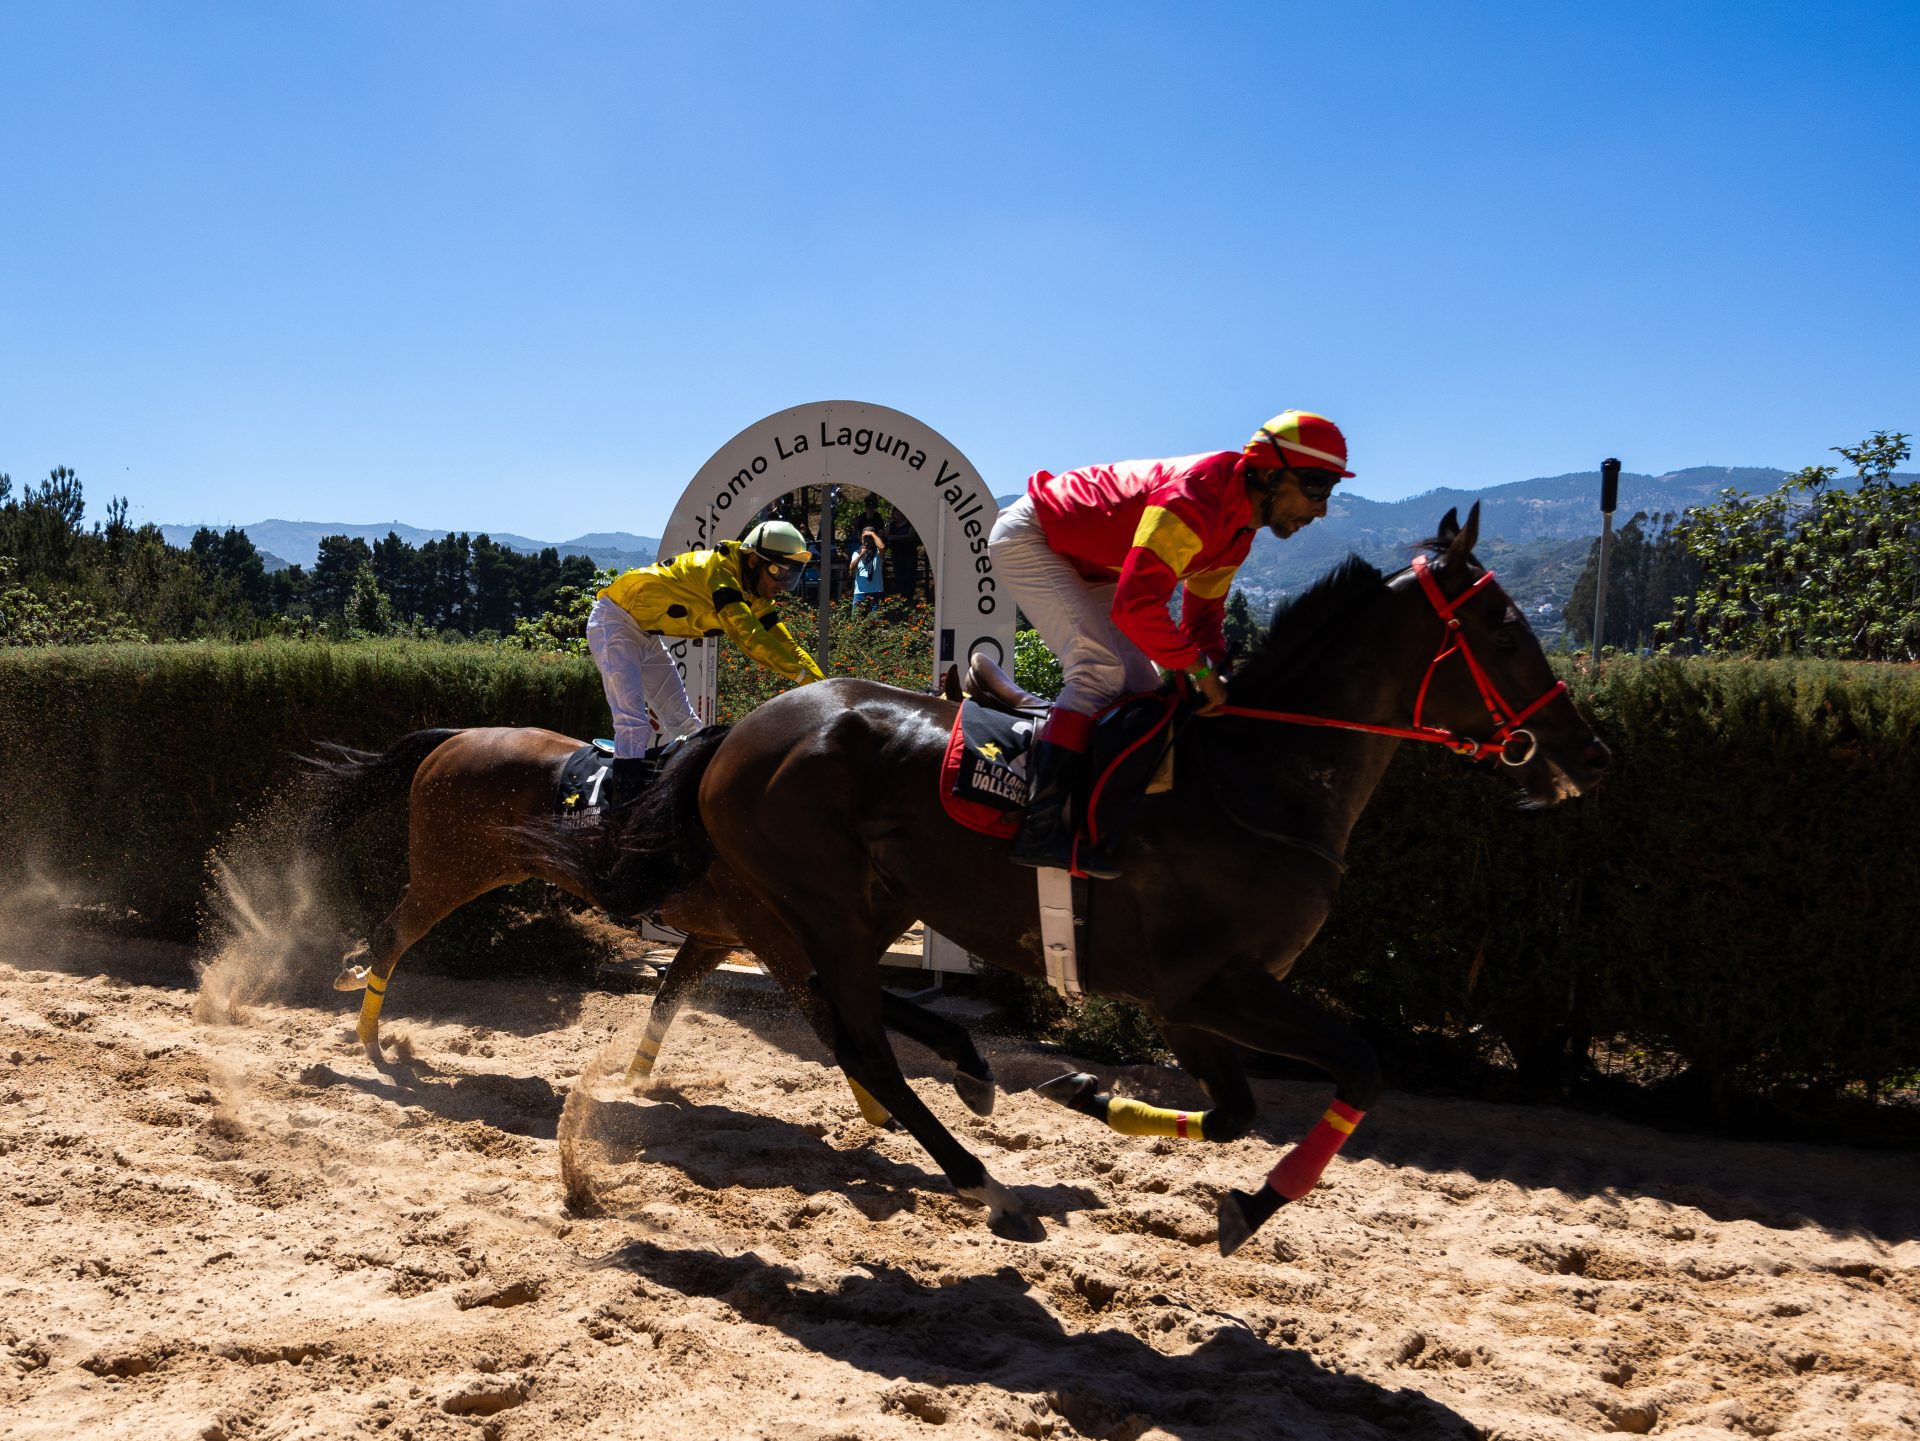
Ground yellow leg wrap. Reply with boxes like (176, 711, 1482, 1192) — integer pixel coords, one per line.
(847, 1079, 892, 1128)
(355, 976, 387, 1046)
(1105, 1095, 1205, 1140)
(625, 1032, 664, 1082)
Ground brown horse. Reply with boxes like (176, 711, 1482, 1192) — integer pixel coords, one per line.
(538, 505, 1612, 1254)
(301, 726, 997, 1128)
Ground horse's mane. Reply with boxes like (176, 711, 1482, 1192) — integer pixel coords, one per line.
(1238, 553, 1386, 687)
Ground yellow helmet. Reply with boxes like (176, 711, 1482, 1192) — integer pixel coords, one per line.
(742, 520, 812, 592)
(743, 519, 812, 565)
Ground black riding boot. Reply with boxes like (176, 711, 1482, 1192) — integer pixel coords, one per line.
(1010, 742, 1120, 879)
(607, 756, 652, 811)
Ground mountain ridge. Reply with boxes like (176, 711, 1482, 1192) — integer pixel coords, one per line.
(1234, 465, 1814, 630)
(156, 519, 659, 572)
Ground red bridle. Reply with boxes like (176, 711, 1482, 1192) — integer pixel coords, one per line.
(1216, 555, 1570, 765)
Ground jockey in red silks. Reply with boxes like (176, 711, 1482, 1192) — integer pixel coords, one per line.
(987, 410, 1353, 877)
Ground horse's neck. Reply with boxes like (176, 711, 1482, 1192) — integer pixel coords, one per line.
(1238, 718, 1399, 859)
(1220, 590, 1431, 853)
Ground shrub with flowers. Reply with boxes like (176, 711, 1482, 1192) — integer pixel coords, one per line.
(715, 597, 938, 722)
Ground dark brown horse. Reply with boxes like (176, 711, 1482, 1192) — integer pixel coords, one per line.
(547, 505, 1611, 1254)
(300, 726, 996, 1129)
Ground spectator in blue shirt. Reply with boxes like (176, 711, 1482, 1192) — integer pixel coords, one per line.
(850, 526, 887, 617)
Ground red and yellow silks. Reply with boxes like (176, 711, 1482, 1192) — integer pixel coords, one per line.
(1023, 451, 1258, 671)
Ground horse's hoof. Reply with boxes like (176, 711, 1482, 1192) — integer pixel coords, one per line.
(958, 1175, 1018, 1222)
(334, 965, 371, 992)
(953, 1069, 996, 1117)
(1034, 1071, 1107, 1119)
(1218, 1186, 1288, 1258)
(989, 1210, 1045, 1243)
(1034, 1071, 1095, 1104)
(961, 1174, 1043, 1241)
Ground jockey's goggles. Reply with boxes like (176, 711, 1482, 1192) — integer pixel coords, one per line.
(759, 557, 806, 592)
(1288, 468, 1342, 503)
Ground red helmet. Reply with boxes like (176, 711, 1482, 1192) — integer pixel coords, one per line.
(1245, 410, 1354, 478)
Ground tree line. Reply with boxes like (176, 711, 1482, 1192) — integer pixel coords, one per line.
(0, 466, 599, 644)
(6, 428, 1911, 660)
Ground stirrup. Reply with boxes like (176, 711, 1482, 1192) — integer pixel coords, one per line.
(1009, 823, 1074, 871)
(1010, 825, 1118, 880)
(1069, 835, 1120, 881)
(1009, 781, 1070, 867)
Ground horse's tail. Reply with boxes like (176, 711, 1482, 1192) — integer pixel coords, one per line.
(518, 729, 728, 916)
(296, 728, 465, 838)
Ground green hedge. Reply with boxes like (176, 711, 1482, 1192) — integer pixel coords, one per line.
(1300, 655, 1920, 1112)
(0, 640, 606, 934)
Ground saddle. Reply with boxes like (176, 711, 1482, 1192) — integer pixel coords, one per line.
(939, 655, 1184, 849)
(948, 653, 1051, 717)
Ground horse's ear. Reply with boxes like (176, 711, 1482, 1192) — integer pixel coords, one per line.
(1435, 507, 1461, 545)
(1444, 502, 1481, 564)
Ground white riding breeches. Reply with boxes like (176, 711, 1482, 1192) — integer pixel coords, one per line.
(587, 597, 702, 757)
(988, 494, 1161, 716)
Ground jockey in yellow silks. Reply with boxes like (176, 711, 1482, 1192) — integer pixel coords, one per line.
(587, 520, 823, 768)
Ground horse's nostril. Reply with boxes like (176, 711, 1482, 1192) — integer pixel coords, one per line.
(1583, 740, 1612, 771)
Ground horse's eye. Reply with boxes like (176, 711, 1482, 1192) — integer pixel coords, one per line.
(1493, 629, 1518, 652)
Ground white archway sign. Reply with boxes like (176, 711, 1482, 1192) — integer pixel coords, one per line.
(654, 400, 1017, 974)
(659, 400, 1016, 716)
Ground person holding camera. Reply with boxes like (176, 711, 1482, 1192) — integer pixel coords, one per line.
(850, 525, 888, 617)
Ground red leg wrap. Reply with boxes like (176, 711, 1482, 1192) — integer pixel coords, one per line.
(1267, 1099, 1365, 1200)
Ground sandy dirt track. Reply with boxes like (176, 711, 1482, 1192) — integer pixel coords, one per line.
(2, 928, 1916, 1441)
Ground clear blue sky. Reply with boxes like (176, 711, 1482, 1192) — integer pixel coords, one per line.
(3, 1, 1915, 541)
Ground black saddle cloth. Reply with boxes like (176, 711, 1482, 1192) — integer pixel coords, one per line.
(949, 690, 1185, 847)
(554, 728, 728, 824)
(555, 740, 619, 825)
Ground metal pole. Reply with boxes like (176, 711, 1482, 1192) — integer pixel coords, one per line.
(817, 485, 836, 674)
(1591, 457, 1620, 654)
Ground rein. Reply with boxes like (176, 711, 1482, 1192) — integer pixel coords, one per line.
(1217, 555, 1569, 766)
(1207, 783, 1349, 873)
